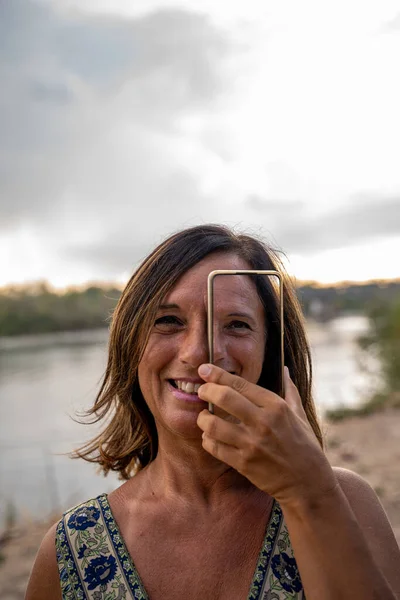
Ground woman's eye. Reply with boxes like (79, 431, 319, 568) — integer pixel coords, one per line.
(227, 320, 251, 331)
(154, 315, 183, 328)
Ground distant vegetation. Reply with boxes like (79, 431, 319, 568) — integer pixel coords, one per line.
(1, 279, 399, 337)
(298, 280, 400, 320)
(0, 282, 121, 336)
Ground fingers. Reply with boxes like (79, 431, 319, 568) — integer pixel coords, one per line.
(201, 433, 240, 468)
(199, 363, 255, 397)
(284, 366, 306, 419)
(197, 409, 244, 448)
(197, 381, 259, 424)
(198, 364, 269, 408)
(197, 363, 306, 426)
(197, 405, 245, 468)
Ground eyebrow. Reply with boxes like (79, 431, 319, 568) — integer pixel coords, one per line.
(227, 311, 254, 320)
(226, 311, 258, 326)
(158, 303, 180, 310)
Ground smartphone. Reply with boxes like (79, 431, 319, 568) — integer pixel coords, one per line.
(207, 270, 284, 413)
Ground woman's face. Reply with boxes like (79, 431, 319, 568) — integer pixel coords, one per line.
(138, 252, 266, 439)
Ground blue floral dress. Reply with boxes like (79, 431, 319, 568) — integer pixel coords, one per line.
(56, 494, 305, 599)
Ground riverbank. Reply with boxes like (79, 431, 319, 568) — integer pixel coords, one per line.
(324, 407, 400, 542)
(0, 407, 399, 599)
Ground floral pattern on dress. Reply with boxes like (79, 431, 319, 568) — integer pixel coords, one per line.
(270, 553, 302, 594)
(248, 502, 305, 600)
(56, 495, 304, 600)
(67, 506, 100, 531)
(56, 495, 148, 600)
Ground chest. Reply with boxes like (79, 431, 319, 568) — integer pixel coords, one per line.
(58, 496, 306, 600)
(118, 507, 269, 600)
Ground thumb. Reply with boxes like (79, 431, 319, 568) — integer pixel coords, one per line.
(284, 366, 305, 417)
(283, 365, 292, 396)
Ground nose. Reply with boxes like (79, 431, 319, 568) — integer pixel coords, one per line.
(178, 321, 208, 368)
(178, 322, 225, 368)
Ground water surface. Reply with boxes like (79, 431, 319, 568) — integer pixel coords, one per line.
(0, 316, 371, 527)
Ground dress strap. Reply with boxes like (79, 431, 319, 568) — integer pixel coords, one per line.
(55, 495, 142, 599)
(248, 502, 305, 599)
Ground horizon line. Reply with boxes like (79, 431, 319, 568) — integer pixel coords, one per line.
(1, 276, 400, 294)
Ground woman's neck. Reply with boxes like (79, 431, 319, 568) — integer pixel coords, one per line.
(142, 434, 256, 509)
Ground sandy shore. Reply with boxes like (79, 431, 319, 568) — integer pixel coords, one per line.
(324, 408, 400, 543)
(1, 408, 399, 599)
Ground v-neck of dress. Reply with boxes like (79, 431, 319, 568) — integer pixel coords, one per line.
(97, 492, 283, 600)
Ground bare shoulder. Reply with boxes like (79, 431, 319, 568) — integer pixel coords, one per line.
(333, 466, 400, 595)
(334, 465, 381, 495)
(333, 466, 398, 540)
(25, 521, 62, 600)
(333, 466, 395, 523)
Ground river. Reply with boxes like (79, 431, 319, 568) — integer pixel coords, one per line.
(0, 316, 373, 527)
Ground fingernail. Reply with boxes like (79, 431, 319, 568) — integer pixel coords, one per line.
(199, 364, 212, 377)
(284, 366, 290, 379)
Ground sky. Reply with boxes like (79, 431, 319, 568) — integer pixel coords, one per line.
(1, 0, 400, 287)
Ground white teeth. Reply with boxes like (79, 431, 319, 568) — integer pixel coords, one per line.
(175, 381, 201, 394)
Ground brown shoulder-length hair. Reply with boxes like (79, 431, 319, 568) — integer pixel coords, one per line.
(73, 224, 323, 479)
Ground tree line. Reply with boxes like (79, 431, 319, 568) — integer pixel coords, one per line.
(0, 282, 121, 336)
(1, 279, 399, 418)
(297, 280, 400, 319)
(1, 279, 399, 337)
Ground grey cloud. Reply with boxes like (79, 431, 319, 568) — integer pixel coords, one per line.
(247, 195, 400, 253)
(60, 170, 214, 276)
(65, 191, 398, 275)
(1, 0, 230, 100)
(0, 0, 234, 232)
(29, 80, 74, 106)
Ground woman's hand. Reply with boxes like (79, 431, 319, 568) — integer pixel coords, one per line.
(197, 364, 400, 599)
(197, 364, 337, 508)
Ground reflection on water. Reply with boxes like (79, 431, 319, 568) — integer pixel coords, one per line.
(0, 317, 371, 526)
(308, 316, 374, 412)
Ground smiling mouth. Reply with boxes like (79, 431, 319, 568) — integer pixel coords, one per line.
(169, 380, 202, 394)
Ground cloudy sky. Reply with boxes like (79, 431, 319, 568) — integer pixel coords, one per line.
(1, 0, 400, 287)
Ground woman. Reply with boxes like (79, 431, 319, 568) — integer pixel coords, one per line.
(26, 225, 400, 600)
